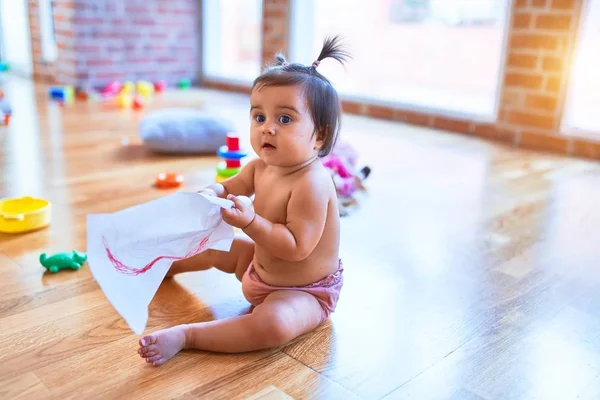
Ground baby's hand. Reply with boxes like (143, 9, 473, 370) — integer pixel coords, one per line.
(221, 194, 256, 229)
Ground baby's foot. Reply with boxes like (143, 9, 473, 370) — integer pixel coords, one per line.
(138, 325, 187, 366)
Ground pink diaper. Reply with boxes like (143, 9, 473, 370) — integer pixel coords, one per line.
(241, 261, 344, 323)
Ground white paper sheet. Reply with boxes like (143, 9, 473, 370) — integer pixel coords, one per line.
(86, 192, 235, 334)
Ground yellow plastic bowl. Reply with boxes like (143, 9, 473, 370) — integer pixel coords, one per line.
(0, 196, 51, 233)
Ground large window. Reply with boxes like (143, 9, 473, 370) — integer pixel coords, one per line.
(290, 0, 511, 119)
(562, 0, 600, 135)
(202, 0, 262, 84)
(0, 0, 33, 76)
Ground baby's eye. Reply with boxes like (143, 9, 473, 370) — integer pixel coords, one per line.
(254, 114, 265, 123)
(279, 115, 292, 124)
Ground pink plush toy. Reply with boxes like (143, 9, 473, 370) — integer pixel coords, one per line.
(322, 156, 357, 197)
(322, 139, 371, 216)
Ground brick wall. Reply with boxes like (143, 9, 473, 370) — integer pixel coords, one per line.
(28, 0, 198, 88)
(498, 0, 581, 153)
(261, 0, 289, 65)
(28, 0, 75, 83)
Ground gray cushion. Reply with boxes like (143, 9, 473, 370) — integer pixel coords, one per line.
(139, 108, 234, 154)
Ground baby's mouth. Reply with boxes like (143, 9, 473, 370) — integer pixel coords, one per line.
(262, 143, 276, 149)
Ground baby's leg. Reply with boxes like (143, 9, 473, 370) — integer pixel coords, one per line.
(167, 234, 254, 281)
(138, 290, 323, 365)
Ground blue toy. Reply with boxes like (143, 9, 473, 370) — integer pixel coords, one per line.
(49, 86, 74, 102)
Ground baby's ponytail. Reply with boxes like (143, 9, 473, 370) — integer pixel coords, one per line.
(275, 53, 289, 66)
(312, 35, 351, 70)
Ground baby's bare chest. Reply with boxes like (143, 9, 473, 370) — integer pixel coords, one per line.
(253, 178, 294, 224)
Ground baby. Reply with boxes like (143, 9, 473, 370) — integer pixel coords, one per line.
(138, 36, 350, 366)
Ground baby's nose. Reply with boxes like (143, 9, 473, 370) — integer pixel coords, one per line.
(262, 124, 276, 135)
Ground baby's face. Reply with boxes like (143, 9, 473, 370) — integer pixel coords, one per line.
(249, 84, 322, 167)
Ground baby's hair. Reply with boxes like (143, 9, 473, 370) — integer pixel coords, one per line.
(252, 35, 351, 157)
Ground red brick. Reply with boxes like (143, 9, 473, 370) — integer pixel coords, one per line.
(505, 72, 543, 89)
(515, 0, 528, 8)
(55, 29, 74, 38)
(473, 123, 516, 143)
(366, 105, 394, 120)
(75, 44, 101, 53)
(126, 5, 149, 13)
(550, 0, 575, 10)
(545, 76, 562, 93)
(341, 101, 363, 114)
(535, 14, 572, 30)
(132, 18, 156, 26)
(507, 111, 556, 129)
(54, 14, 72, 22)
(396, 111, 431, 126)
(501, 89, 523, 107)
(265, 8, 285, 18)
(572, 138, 600, 159)
(520, 131, 567, 153)
(86, 59, 113, 67)
(542, 56, 562, 71)
(94, 71, 126, 80)
(512, 13, 532, 29)
(525, 94, 558, 111)
(432, 116, 471, 134)
(532, 0, 548, 7)
(507, 52, 538, 69)
(510, 33, 559, 50)
(73, 17, 104, 25)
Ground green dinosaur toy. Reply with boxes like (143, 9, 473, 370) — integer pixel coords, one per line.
(40, 250, 87, 273)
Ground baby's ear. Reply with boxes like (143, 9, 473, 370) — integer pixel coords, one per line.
(315, 125, 330, 149)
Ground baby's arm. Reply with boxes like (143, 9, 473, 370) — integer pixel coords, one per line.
(242, 175, 328, 262)
(199, 158, 260, 198)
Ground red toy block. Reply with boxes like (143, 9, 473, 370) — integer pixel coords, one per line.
(226, 159, 241, 168)
(226, 134, 240, 151)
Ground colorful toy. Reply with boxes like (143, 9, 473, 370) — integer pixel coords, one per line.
(132, 95, 145, 110)
(155, 172, 184, 189)
(321, 139, 371, 217)
(178, 79, 191, 89)
(154, 80, 167, 92)
(0, 196, 51, 233)
(40, 250, 87, 273)
(75, 86, 89, 100)
(0, 99, 11, 126)
(136, 80, 154, 97)
(102, 81, 123, 97)
(49, 86, 74, 103)
(215, 134, 248, 182)
(116, 92, 132, 108)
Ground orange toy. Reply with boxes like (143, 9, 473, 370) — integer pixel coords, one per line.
(155, 172, 184, 189)
(132, 95, 144, 110)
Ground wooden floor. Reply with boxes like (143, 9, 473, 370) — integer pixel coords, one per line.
(2, 75, 600, 400)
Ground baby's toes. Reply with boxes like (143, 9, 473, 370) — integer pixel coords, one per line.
(139, 334, 157, 347)
(152, 358, 166, 367)
(143, 349, 158, 358)
(138, 347, 156, 358)
(146, 354, 162, 364)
